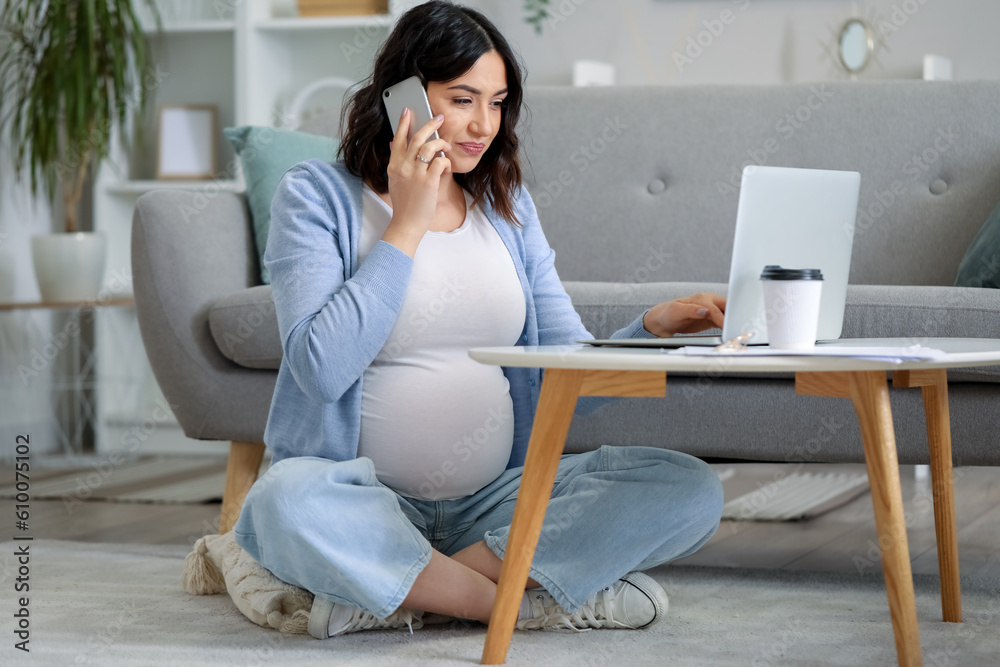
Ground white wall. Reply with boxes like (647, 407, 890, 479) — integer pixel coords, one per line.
(463, 0, 995, 85)
(0, 140, 62, 457)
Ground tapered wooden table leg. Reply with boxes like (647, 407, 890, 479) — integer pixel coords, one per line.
(920, 369, 962, 623)
(481, 368, 584, 665)
(849, 371, 923, 667)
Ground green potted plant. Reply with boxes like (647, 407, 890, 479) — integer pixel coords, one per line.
(0, 0, 159, 302)
(524, 0, 552, 34)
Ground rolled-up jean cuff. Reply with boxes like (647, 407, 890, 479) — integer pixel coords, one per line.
(484, 534, 581, 614)
(372, 542, 434, 619)
(365, 492, 436, 617)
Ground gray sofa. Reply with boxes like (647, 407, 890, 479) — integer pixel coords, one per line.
(132, 81, 1000, 527)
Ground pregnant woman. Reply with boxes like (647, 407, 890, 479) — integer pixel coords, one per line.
(234, 0, 726, 640)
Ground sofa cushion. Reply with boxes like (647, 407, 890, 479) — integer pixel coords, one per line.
(955, 198, 1000, 288)
(210, 282, 1000, 383)
(208, 285, 282, 369)
(223, 126, 338, 285)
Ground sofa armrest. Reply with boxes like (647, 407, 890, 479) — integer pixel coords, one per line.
(208, 285, 281, 370)
(131, 190, 276, 443)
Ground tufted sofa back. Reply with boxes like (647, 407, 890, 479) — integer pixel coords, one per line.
(517, 81, 1000, 287)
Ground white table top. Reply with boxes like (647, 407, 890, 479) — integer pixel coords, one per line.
(468, 338, 1000, 373)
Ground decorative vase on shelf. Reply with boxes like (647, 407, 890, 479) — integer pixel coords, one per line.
(31, 232, 107, 303)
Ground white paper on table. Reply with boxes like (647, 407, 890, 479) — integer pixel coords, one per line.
(668, 345, 949, 363)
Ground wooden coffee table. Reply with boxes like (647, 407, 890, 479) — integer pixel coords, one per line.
(467, 337, 1000, 667)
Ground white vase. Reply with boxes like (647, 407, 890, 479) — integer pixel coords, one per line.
(31, 232, 107, 303)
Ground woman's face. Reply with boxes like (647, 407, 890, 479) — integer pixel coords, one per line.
(426, 50, 508, 174)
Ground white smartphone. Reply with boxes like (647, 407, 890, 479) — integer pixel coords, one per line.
(382, 76, 445, 159)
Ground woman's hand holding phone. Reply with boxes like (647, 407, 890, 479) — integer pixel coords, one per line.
(380, 107, 453, 258)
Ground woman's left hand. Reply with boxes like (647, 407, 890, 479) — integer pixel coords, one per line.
(642, 292, 727, 337)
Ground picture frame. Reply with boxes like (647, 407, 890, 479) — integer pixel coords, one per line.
(156, 105, 217, 180)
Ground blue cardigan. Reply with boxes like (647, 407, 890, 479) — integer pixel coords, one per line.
(262, 160, 656, 468)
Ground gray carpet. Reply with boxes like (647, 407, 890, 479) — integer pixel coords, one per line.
(5, 539, 999, 666)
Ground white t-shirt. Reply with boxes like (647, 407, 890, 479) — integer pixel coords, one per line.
(356, 184, 526, 500)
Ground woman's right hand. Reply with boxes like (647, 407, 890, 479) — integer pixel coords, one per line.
(382, 108, 453, 257)
(642, 292, 727, 337)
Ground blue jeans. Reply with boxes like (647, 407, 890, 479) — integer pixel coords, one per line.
(234, 445, 723, 619)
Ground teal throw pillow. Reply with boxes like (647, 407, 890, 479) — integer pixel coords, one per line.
(955, 198, 1000, 288)
(224, 126, 338, 284)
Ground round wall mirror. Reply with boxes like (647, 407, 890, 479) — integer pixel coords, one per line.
(838, 19, 874, 74)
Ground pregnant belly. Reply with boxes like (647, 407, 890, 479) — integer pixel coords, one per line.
(359, 354, 515, 500)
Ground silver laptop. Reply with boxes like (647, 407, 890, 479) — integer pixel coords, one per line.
(584, 165, 861, 348)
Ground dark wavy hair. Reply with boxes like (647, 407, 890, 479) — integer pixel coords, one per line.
(338, 1, 525, 226)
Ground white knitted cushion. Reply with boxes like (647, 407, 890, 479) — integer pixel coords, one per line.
(181, 531, 313, 634)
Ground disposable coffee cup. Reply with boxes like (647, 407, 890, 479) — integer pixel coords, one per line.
(760, 265, 823, 350)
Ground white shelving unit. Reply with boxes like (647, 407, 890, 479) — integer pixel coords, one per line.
(144, 21, 238, 33)
(91, 0, 422, 456)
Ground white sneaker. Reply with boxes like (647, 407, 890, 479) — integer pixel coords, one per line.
(308, 596, 424, 639)
(515, 572, 668, 631)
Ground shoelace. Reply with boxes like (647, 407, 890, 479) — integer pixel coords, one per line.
(523, 584, 619, 632)
(338, 606, 424, 635)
